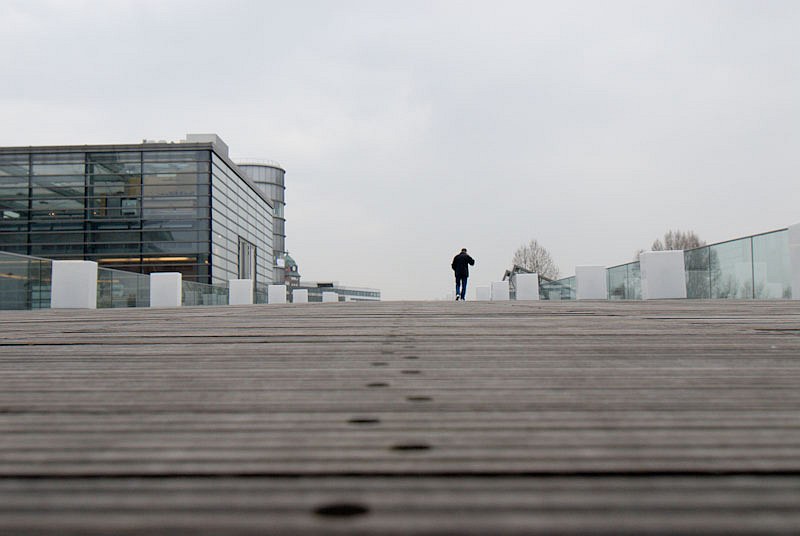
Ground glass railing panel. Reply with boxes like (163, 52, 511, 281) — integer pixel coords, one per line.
(564, 276, 576, 300)
(97, 267, 150, 308)
(607, 265, 627, 300)
(752, 229, 791, 299)
(710, 237, 753, 299)
(182, 280, 229, 306)
(254, 283, 267, 304)
(0, 251, 52, 310)
(606, 262, 640, 300)
(626, 262, 642, 300)
(685, 246, 711, 299)
(540, 276, 575, 300)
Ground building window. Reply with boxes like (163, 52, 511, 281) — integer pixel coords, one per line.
(238, 236, 256, 280)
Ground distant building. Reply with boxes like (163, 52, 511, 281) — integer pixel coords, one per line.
(280, 254, 379, 301)
(283, 252, 301, 287)
(0, 134, 275, 288)
(293, 281, 380, 302)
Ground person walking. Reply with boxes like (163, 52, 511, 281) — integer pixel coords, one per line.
(451, 248, 475, 301)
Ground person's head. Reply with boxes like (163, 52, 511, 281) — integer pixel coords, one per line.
(461, 248, 467, 253)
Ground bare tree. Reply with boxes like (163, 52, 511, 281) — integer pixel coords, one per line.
(651, 230, 705, 251)
(636, 230, 705, 260)
(512, 239, 560, 279)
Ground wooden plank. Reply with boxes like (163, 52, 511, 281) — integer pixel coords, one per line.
(1, 477, 799, 534)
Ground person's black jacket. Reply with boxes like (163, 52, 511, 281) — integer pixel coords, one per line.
(451, 252, 475, 278)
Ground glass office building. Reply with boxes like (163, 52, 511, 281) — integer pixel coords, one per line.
(0, 134, 273, 287)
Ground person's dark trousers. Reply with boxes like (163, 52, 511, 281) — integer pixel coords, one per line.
(455, 276, 468, 300)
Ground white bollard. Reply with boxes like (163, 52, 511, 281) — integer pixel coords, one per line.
(229, 279, 253, 305)
(322, 291, 338, 303)
(490, 281, 510, 301)
(51, 260, 98, 309)
(639, 251, 687, 300)
(789, 223, 800, 300)
(150, 273, 182, 308)
(292, 289, 309, 303)
(475, 286, 490, 301)
(515, 273, 540, 301)
(575, 266, 608, 300)
(268, 284, 287, 304)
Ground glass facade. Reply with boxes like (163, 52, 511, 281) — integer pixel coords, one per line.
(210, 155, 272, 286)
(237, 163, 286, 282)
(0, 142, 273, 288)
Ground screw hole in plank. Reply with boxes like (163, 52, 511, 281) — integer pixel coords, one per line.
(391, 443, 432, 452)
(348, 417, 381, 425)
(314, 503, 370, 518)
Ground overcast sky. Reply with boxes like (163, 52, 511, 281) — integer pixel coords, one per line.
(2, 0, 798, 300)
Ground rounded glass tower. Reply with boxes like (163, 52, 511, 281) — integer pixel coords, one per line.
(236, 161, 286, 284)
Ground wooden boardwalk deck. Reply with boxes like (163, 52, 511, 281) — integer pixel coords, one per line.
(1, 300, 799, 534)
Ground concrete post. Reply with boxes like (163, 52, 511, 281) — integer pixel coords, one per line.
(639, 250, 687, 300)
(515, 273, 540, 301)
(292, 289, 309, 303)
(268, 284, 287, 304)
(789, 223, 800, 300)
(490, 281, 510, 301)
(150, 273, 182, 308)
(475, 286, 490, 301)
(51, 260, 97, 309)
(229, 279, 253, 305)
(576, 266, 608, 300)
(322, 291, 338, 303)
